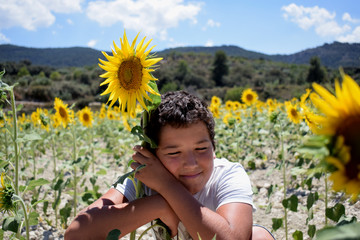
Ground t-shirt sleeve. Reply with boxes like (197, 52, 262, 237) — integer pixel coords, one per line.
(215, 163, 254, 210)
(113, 178, 137, 202)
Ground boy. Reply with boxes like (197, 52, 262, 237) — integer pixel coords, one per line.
(65, 91, 274, 240)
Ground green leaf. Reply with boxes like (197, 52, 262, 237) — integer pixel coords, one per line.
(27, 178, 50, 191)
(282, 194, 298, 212)
(112, 171, 135, 187)
(307, 192, 316, 210)
(29, 211, 39, 226)
(326, 203, 345, 222)
(292, 230, 303, 240)
(131, 125, 157, 148)
(106, 229, 121, 240)
(308, 224, 316, 238)
(2, 216, 21, 233)
(96, 168, 107, 175)
(316, 222, 360, 240)
(16, 132, 42, 143)
(147, 81, 162, 112)
(272, 218, 283, 231)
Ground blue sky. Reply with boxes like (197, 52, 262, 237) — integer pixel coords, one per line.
(0, 0, 359, 55)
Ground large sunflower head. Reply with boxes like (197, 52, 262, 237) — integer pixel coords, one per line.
(98, 31, 163, 114)
(54, 97, 71, 128)
(311, 72, 360, 199)
(78, 106, 93, 127)
(241, 88, 258, 106)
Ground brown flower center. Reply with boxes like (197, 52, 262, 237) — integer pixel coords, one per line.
(337, 116, 360, 180)
(118, 57, 143, 91)
(59, 106, 67, 119)
(246, 94, 253, 101)
(83, 113, 89, 122)
(291, 108, 298, 117)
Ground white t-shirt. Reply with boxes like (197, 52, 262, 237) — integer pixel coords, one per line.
(114, 158, 254, 239)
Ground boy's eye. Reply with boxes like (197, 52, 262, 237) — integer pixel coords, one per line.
(196, 147, 208, 151)
(167, 151, 180, 156)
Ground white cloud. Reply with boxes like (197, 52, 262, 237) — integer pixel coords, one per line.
(87, 39, 97, 47)
(205, 40, 214, 47)
(67, 19, 74, 25)
(0, 0, 83, 31)
(337, 26, 360, 42)
(0, 32, 10, 43)
(86, 0, 203, 40)
(343, 13, 359, 23)
(202, 19, 220, 31)
(282, 4, 350, 37)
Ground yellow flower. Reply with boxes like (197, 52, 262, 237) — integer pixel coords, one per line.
(241, 88, 258, 106)
(232, 101, 241, 111)
(225, 100, 233, 111)
(51, 114, 61, 129)
(211, 96, 221, 107)
(0, 172, 15, 212)
(311, 72, 360, 199)
(285, 101, 302, 124)
(209, 105, 220, 118)
(54, 97, 71, 128)
(107, 109, 116, 120)
(223, 112, 235, 127)
(99, 31, 162, 114)
(301, 105, 322, 134)
(78, 106, 93, 127)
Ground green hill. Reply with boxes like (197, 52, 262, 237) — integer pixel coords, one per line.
(1, 41, 360, 68)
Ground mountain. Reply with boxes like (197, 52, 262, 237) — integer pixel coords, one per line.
(0, 42, 359, 68)
(0, 44, 104, 67)
(270, 41, 360, 68)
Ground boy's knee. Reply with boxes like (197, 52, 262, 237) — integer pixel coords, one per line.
(252, 225, 275, 240)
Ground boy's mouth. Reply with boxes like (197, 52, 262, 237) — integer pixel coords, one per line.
(180, 172, 202, 179)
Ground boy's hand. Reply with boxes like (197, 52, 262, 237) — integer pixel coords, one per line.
(131, 145, 177, 193)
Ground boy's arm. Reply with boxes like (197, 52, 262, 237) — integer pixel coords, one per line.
(65, 188, 179, 240)
(159, 178, 253, 240)
(132, 147, 253, 240)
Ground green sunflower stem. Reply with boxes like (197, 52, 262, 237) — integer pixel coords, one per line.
(9, 86, 20, 196)
(14, 194, 30, 240)
(50, 124, 59, 227)
(72, 123, 78, 217)
(324, 173, 328, 226)
(91, 128, 95, 174)
(280, 120, 288, 240)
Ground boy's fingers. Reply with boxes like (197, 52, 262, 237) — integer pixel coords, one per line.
(133, 145, 153, 158)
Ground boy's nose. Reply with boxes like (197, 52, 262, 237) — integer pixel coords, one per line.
(183, 152, 197, 166)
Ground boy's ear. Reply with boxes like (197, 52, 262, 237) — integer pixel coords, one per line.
(213, 152, 216, 159)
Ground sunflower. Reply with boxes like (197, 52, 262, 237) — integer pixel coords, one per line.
(209, 105, 220, 119)
(99, 31, 162, 114)
(0, 172, 15, 212)
(311, 73, 360, 199)
(241, 88, 258, 106)
(78, 106, 93, 127)
(54, 97, 71, 128)
(211, 96, 221, 107)
(107, 109, 116, 120)
(285, 101, 302, 124)
(225, 100, 234, 111)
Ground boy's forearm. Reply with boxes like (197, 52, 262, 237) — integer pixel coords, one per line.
(159, 180, 249, 240)
(65, 194, 167, 240)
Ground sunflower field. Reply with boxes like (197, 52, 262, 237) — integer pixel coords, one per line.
(1, 34, 360, 240)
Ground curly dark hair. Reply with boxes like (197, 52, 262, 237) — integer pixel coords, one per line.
(144, 90, 215, 150)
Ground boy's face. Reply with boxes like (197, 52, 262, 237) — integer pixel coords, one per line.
(156, 121, 214, 194)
